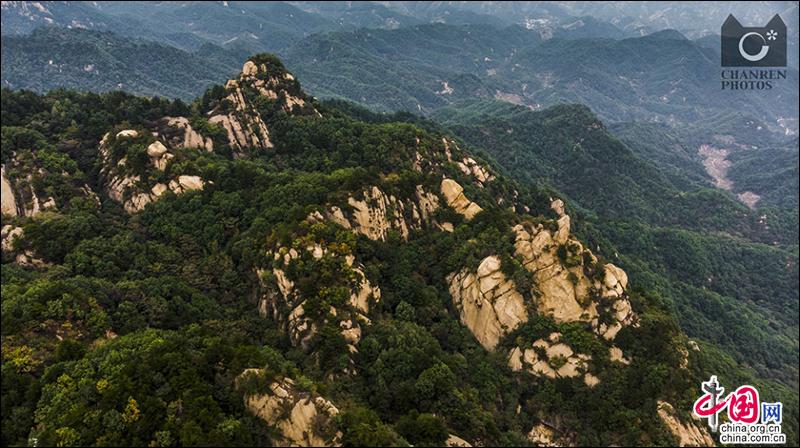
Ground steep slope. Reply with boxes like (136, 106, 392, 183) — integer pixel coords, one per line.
(0, 55, 744, 446)
(283, 23, 540, 113)
(430, 98, 799, 417)
(1, 27, 240, 100)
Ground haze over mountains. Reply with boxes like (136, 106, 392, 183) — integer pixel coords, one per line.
(1, 2, 798, 447)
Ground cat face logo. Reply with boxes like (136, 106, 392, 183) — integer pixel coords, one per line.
(721, 14, 786, 67)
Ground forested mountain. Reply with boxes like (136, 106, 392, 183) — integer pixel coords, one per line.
(1, 27, 244, 100)
(4, 54, 795, 447)
(431, 99, 799, 387)
(1, 3, 798, 448)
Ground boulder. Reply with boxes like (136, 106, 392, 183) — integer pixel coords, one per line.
(115, 129, 138, 138)
(441, 178, 482, 219)
(449, 255, 527, 350)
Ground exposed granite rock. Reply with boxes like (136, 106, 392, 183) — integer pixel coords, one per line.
(441, 178, 482, 220)
(448, 255, 527, 350)
(528, 423, 558, 446)
(512, 200, 636, 338)
(456, 156, 495, 186)
(1, 225, 23, 253)
(446, 434, 472, 447)
(99, 131, 205, 213)
(1, 225, 46, 267)
(508, 333, 593, 383)
(527, 421, 577, 447)
(146, 141, 172, 170)
(158, 116, 214, 152)
(207, 59, 317, 154)
(311, 185, 446, 241)
(1, 166, 58, 217)
(115, 129, 138, 139)
(1, 167, 18, 216)
(657, 401, 715, 447)
(609, 346, 631, 365)
(238, 369, 342, 447)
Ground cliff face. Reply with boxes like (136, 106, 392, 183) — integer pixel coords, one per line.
(237, 369, 342, 447)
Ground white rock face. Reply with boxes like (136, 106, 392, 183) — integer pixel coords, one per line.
(1, 166, 57, 217)
(508, 333, 594, 382)
(527, 423, 558, 446)
(347, 186, 410, 240)
(456, 157, 495, 186)
(207, 59, 314, 154)
(441, 178, 482, 220)
(115, 129, 138, 139)
(609, 346, 631, 364)
(1, 167, 17, 216)
(1, 225, 23, 252)
(446, 434, 472, 447)
(312, 185, 444, 241)
(657, 401, 714, 447)
(513, 220, 593, 324)
(511, 200, 636, 338)
(146, 141, 173, 170)
(447, 197, 636, 363)
(238, 370, 342, 447)
(448, 255, 527, 350)
(170, 175, 204, 193)
(1, 224, 46, 267)
(162, 116, 214, 151)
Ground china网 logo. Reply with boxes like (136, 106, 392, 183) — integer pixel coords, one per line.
(693, 375, 786, 444)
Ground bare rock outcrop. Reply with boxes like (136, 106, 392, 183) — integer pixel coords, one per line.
(209, 80, 273, 152)
(441, 178, 483, 220)
(1, 167, 17, 216)
(238, 369, 342, 447)
(512, 200, 636, 339)
(657, 401, 715, 447)
(446, 434, 472, 447)
(609, 346, 631, 365)
(207, 58, 317, 154)
(1, 225, 22, 253)
(257, 242, 380, 370)
(527, 421, 577, 447)
(456, 156, 495, 186)
(448, 255, 527, 350)
(156, 116, 214, 152)
(311, 185, 448, 241)
(1, 225, 46, 267)
(99, 131, 206, 213)
(508, 333, 595, 385)
(1, 166, 57, 217)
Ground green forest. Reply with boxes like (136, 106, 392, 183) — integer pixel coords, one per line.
(1, 54, 797, 447)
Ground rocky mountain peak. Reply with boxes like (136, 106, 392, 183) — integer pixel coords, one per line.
(205, 54, 318, 155)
